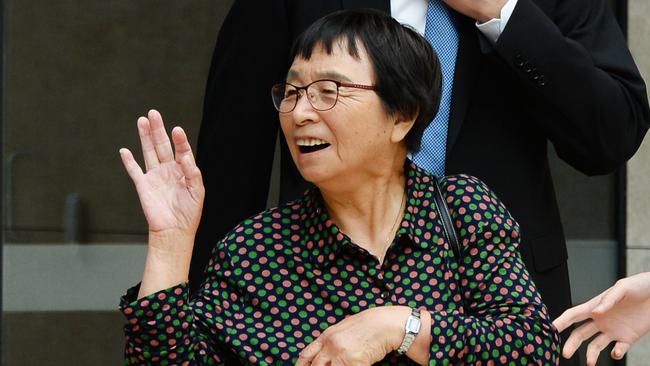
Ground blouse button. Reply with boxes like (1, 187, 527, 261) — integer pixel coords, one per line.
(380, 291, 389, 299)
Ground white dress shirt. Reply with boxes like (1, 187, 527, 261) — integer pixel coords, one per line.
(390, 0, 518, 43)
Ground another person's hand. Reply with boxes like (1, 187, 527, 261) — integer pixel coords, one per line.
(443, 0, 508, 23)
(553, 272, 650, 366)
(120, 109, 205, 298)
(295, 306, 429, 366)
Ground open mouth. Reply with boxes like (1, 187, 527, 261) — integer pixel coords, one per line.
(296, 138, 331, 154)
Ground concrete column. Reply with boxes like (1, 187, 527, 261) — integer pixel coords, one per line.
(626, 0, 650, 363)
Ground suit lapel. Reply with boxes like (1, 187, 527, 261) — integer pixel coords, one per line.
(341, 0, 389, 12)
(446, 12, 480, 154)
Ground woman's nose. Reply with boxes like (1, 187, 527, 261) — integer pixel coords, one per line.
(292, 92, 319, 125)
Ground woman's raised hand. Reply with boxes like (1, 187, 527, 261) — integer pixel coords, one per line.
(120, 110, 205, 298)
(120, 110, 204, 237)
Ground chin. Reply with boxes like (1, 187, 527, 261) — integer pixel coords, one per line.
(295, 163, 338, 187)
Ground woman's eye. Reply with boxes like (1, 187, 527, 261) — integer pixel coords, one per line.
(284, 89, 299, 98)
(316, 85, 337, 95)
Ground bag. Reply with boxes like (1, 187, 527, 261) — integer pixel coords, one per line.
(432, 177, 461, 259)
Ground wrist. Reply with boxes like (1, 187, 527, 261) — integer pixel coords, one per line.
(137, 231, 195, 299)
(397, 307, 422, 355)
(476, 0, 508, 23)
(146, 230, 194, 275)
(387, 306, 413, 351)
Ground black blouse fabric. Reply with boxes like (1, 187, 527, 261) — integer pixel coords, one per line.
(121, 161, 559, 365)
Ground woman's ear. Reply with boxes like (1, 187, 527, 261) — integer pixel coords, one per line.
(390, 112, 417, 144)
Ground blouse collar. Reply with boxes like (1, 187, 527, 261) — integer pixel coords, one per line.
(301, 159, 441, 268)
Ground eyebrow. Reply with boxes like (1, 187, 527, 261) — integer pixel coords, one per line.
(286, 69, 353, 83)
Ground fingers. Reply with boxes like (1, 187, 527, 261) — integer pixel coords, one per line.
(553, 296, 600, 332)
(585, 333, 612, 366)
(310, 352, 330, 366)
(173, 127, 203, 202)
(146, 109, 175, 164)
(296, 340, 323, 366)
(136, 110, 197, 175)
(137, 117, 159, 171)
(179, 154, 204, 203)
(611, 341, 630, 360)
(119, 148, 144, 185)
(593, 283, 625, 315)
(171, 126, 195, 165)
(562, 321, 599, 359)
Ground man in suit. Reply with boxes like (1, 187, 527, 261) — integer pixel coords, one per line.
(192, 1, 649, 363)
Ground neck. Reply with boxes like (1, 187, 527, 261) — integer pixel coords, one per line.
(320, 159, 408, 263)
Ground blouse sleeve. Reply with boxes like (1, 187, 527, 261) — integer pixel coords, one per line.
(426, 174, 560, 365)
(119, 239, 245, 366)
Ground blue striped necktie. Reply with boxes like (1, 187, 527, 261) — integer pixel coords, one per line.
(411, 0, 459, 176)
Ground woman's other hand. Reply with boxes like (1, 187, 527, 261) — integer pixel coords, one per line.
(295, 306, 431, 366)
(120, 109, 205, 298)
(553, 272, 650, 366)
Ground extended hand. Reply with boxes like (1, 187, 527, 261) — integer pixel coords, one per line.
(553, 272, 650, 366)
(295, 306, 411, 366)
(443, 0, 508, 23)
(119, 109, 204, 246)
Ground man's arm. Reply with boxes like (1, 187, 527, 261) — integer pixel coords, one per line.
(191, 0, 291, 291)
(492, 0, 650, 174)
(445, 0, 649, 174)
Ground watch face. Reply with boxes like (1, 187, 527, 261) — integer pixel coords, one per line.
(405, 316, 421, 333)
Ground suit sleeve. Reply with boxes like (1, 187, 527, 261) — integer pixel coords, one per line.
(493, 0, 649, 175)
(191, 0, 291, 290)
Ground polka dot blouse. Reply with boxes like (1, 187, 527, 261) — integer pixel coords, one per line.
(120, 161, 560, 365)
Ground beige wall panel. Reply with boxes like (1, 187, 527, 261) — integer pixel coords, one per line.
(628, 0, 650, 250)
(626, 0, 650, 364)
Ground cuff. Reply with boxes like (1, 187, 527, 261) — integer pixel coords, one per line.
(120, 282, 190, 332)
(476, 0, 519, 43)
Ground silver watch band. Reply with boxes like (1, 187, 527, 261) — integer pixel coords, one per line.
(397, 308, 421, 355)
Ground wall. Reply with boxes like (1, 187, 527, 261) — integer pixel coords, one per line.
(2, 1, 233, 364)
(626, 0, 650, 363)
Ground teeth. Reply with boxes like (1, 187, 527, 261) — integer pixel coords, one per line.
(296, 138, 329, 146)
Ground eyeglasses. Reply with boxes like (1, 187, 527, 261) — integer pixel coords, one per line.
(271, 79, 376, 113)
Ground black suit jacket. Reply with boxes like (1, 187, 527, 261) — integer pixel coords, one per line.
(193, 0, 649, 333)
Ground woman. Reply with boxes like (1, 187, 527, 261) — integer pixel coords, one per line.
(120, 10, 559, 365)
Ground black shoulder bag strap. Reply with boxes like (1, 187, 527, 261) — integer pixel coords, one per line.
(432, 177, 461, 260)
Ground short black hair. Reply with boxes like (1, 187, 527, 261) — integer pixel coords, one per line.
(289, 9, 442, 152)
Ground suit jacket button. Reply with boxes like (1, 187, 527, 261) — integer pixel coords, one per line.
(515, 53, 525, 67)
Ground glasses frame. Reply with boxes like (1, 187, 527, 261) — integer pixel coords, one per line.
(271, 79, 376, 113)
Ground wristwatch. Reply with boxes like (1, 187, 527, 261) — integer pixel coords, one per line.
(397, 308, 421, 355)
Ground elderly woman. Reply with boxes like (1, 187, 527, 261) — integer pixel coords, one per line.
(119, 9, 559, 366)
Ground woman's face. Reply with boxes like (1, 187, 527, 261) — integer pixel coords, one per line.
(279, 41, 408, 188)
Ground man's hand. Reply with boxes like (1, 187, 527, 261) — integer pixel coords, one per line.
(443, 0, 508, 23)
(553, 272, 650, 366)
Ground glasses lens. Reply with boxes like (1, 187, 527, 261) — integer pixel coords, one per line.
(271, 84, 297, 112)
(309, 80, 338, 110)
